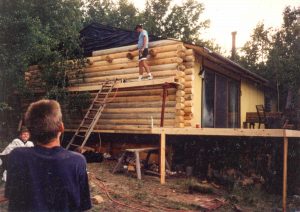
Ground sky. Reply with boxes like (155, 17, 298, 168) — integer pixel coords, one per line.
(131, 0, 299, 54)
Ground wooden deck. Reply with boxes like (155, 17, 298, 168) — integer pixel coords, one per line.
(152, 127, 300, 212)
(64, 127, 300, 211)
(65, 127, 299, 137)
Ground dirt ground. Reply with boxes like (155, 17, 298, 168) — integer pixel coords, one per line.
(1, 160, 300, 211)
(87, 160, 299, 212)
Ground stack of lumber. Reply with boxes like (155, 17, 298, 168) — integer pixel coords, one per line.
(24, 40, 196, 131)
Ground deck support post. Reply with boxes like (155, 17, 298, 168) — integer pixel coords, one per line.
(160, 129, 166, 184)
(283, 130, 288, 212)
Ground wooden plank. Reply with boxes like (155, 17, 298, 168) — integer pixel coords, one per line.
(151, 128, 285, 137)
(160, 130, 166, 184)
(126, 147, 158, 152)
(64, 127, 300, 138)
(284, 129, 300, 138)
(64, 128, 155, 134)
(67, 77, 179, 92)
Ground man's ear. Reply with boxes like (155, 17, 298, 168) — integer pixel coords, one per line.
(59, 122, 65, 133)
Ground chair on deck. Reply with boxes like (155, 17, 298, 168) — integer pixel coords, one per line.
(256, 105, 269, 129)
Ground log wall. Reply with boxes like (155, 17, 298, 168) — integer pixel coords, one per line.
(24, 40, 197, 131)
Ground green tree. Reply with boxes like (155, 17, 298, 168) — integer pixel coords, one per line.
(0, 0, 84, 134)
(162, 0, 209, 43)
(267, 7, 300, 109)
(84, 0, 220, 51)
(237, 23, 272, 75)
(237, 6, 300, 110)
(85, 0, 139, 29)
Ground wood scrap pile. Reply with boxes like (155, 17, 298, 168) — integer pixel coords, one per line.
(207, 166, 266, 189)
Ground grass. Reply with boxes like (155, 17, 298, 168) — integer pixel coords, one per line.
(133, 192, 148, 200)
(223, 182, 283, 211)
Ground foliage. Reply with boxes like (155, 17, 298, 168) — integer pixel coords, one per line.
(235, 6, 300, 110)
(237, 23, 272, 74)
(0, 0, 85, 135)
(85, 0, 140, 29)
(67, 92, 91, 114)
(84, 0, 220, 51)
(0, 0, 85, 96)
(267, 7, 300, 108)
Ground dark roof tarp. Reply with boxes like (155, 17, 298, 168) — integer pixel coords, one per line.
(80, 23, 162, 56)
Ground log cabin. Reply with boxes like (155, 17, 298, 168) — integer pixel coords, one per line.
(24, 47, 274, 129)
(23, 24, 277, 152)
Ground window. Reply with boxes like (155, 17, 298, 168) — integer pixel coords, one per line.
(201, 69, 240, 128)
(202, 70, 214, 127)
(228, 80, 240, 128)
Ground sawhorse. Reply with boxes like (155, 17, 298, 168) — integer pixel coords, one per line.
(112, 147, 170, 180)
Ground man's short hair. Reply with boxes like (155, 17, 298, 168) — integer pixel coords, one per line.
(135, 24, 143, 30)
(25, 99, 62, 144)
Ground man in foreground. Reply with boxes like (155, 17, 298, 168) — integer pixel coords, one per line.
(5, 99, 91, 211)
(135, 24, 153, 81)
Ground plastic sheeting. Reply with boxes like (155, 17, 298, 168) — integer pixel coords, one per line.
(80, 23, 162, 56)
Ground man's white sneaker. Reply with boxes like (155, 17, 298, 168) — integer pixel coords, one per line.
(147, 75, 153, 80)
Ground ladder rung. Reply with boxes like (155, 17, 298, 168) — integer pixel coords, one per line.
(85, 115, 95, 119)
(75, 134, 85, 138)
(84, 117, 94, 120)
(70, 144, 80, 147)
(80, 126, 89, 129)
(90, 109, 98, 111)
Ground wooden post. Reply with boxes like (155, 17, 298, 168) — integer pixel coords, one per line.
(135, 152, 142, 180)
(160, 129, 166, 184)
(283, 133, 288, 212)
